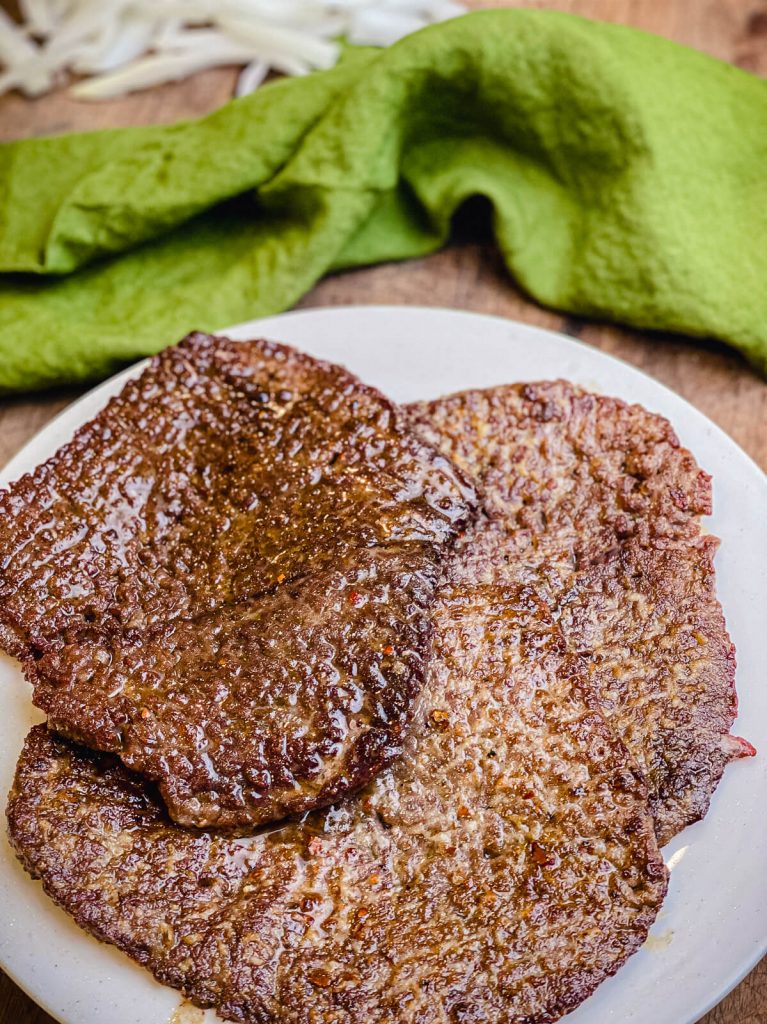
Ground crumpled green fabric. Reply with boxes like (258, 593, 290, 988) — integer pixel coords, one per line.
(1, 8, 767, 393)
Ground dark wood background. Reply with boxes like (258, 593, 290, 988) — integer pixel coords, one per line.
(0, 2, 765, 1022)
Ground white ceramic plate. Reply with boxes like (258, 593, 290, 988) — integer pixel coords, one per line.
(1, 306, 765, 1024)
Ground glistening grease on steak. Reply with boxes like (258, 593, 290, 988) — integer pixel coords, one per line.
(7, 515, 667, 1024)
(0, 333, 474, 829)
(406, 381, 753, 845)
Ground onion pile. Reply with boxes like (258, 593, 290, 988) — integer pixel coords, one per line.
(0, 0, 465, 100)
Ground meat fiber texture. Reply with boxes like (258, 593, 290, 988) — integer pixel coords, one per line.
(5, 373, 749, 1023)
(0, 333, 475, 828)
(407, 380, 753, 845)
(8, 513, 667, 1023)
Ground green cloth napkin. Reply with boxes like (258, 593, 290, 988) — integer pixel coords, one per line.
(2, 8, 767, 393)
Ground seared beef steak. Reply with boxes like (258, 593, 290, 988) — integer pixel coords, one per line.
(559, 538, 751, 844)
(8, 516, 666, 1024)
(0, 333, 474, 828)
(407, 381, 751, 844)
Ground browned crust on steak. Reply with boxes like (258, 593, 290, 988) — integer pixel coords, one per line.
(0, 333, 475, 828)
(7, 516, 666, 1024)
(406, 380, 750, 845)
(558, 537, 745, 844)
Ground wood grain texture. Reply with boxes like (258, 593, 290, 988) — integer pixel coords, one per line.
(0, 2, 765, 1022)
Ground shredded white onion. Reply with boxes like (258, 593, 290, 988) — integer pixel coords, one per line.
(236, 58, 269, 97)
(0, 0, 467, 101)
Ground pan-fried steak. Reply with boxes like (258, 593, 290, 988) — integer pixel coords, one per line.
(406, 381, 752, 845)
(7, 515, 666, 1024)
(0, 333, 474, 828)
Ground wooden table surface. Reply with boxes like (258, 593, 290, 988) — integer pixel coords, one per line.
(0, 2, 765, 1022)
